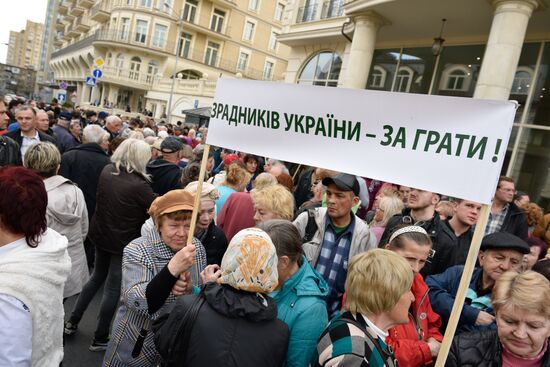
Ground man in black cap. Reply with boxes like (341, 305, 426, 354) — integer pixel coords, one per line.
(426, 231, 529, 334)
(293, 172, 377, 317)
(146, 136, 185, 195)
(52, 111, 80, 154)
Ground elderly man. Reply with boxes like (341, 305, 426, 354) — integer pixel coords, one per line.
(104, 115, 122, 141)
(5, 105, 56, 160)
(426, 232, 529, 334)
(293, 173, 377, 317)
(53, 111, 80, 154)
(0, 98, 10, 135)
(146, 136, 185, 195)
(36, 110, 54, 136)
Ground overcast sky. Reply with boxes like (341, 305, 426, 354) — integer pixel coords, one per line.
(1, 1, 49, 63)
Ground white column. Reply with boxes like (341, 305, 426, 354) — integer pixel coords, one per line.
(343, 12, 386, 89)
(473, 0, 539, 100)
(80, 83, 90, 105)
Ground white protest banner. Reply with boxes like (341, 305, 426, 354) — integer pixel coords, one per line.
(206, 79, 516, 204)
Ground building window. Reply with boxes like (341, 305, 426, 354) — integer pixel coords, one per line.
(237, 51, 249, 71)
(249, 0, 259, 11)
(183, 0, 198, 23)
(297, 51, 342, 87)
(210, 9, 225, 33)
(263, 60, 274, 80)
(275, 3, 284, 21)
(511, 68, 533, 95)
(120, 18, 130, 41)
(116, 54, 125, 76)
(322, 0, 344, 19)
(152, 24, 168, 48)
(440, 66, 472, 92)
(178, 69, 202, 79)
(368, 65, 386, 88)
(395, 66, 414, 93)
(178, 32, 193, 58)
(268, 31, 278, 51)
(139, 0, 152, 7)
(204, 41, 220, 66)
(146, 60, 159, 83)
(161, 0, 173, 12)
(243, 21, 255, 41)
(135, 20, 148, 43)
(299, 0, 318, 22)
(106, 52, 113, 66)
(130, 56, 141, 80)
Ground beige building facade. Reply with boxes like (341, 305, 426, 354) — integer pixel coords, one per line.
(7, 20, 44, 71)
(50, 0, 289, 121)
(279, 0, 550, 207)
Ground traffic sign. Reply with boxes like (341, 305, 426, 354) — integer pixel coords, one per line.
(92, 69, 103, 79)
(58, 93, 66, 102)
(94, 57, 104, 68)
(59, 81, 68, 90)
(85, 76, 97, 87)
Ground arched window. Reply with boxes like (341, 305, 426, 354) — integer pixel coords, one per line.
(440, 65, 472, 92)
(176, 69, 202, 80)
(395, 66, 414, 93)
(511, 67, 533, 95)
(297, 51, 342, 87)
(146, 60, 159, 83)
(368, 65, 386, 88)
(130, 56, 141, 80)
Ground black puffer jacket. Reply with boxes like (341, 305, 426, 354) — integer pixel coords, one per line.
(146, 158, 183, 195)
(446, 330, 550, 367)
(501, 202, 529, 241)
(153, 283, 289, 367)
(197, 220, 228, 265)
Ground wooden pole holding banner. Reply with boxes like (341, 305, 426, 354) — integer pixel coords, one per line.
(185, 144, 211, 280)
(434, 204, 491, 366)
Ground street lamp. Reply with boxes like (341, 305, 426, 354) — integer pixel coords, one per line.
(162, 3, 183, 124)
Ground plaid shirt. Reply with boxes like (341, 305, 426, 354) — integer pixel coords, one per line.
(315, 214, 355, 317)
(485, 203, 509, 236)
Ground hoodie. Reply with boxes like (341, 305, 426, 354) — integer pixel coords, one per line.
(146, 158, 183, 195)
(0, 229, 71, 366)
(44, 175, 89, 298)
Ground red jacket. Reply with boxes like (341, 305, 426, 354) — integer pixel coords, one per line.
(386, 273, 443, 367)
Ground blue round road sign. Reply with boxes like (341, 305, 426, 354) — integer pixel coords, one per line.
(92, 69, 103, 78)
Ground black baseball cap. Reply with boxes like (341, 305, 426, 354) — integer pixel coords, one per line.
(480, 232, 530, 254)
(322, 173, 360, 196)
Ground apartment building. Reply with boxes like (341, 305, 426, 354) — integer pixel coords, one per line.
(6, 20, 44, 71)
(37, 0, 60, 101)
(50, 0, 290, 121)
(279, 0, 550, 207)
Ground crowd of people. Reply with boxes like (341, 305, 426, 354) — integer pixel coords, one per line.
(1, 96, 550, 367)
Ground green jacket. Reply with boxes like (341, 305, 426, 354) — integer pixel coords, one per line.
(271, 256, 329, 367)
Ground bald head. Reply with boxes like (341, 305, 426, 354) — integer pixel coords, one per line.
(36, 110, 50, 133)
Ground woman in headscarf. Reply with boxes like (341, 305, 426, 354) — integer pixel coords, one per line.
(153, 228, 289, 367)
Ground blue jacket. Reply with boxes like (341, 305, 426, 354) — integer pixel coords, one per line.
(271, 256, 329, 367)
(426, 265, 496, 335)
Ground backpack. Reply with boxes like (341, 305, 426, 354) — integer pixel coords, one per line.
(0, 136, 22, 166)
(303, 209, 318, 243)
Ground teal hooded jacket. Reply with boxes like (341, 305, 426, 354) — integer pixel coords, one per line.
(271, 255, 329, 367)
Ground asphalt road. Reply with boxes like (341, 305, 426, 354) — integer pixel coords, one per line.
(63, 287, 108, 367)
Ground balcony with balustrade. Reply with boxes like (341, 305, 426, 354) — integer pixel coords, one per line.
(91, 0, 110, 22)
(78, 0, 94, 8)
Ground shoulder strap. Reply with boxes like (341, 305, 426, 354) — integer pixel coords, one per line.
(303, 208, 318, 243)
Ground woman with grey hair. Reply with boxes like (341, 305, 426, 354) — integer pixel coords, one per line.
(23, 142, 90, 300)
(64, 138, 156, 352)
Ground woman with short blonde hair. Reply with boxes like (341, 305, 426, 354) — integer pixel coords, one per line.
(314, 249, 414, 366)
(448, 270, 550, 366)
(252, 184, 294, 223)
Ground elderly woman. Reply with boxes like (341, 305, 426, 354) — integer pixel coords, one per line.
(153, 228, 289, 367)
(313, 249, 414, 367)
(103, 190, 207, 366)
(24, 142, 89, 300)
(258, 220, 328, 367)
(184, 181, 228, 265)
(252, 184, 295, 223)
(370, 195, 405, 245)
(64, 139, 155, 352)
(448, 270, 550, 366)
(216, 162, 251, 215)
(0, 166, 71, 366)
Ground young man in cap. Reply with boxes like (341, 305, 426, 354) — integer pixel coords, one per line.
(146, 136, 185, 195)
(293, 172, 377, 317)
(426, 232, 529, 334)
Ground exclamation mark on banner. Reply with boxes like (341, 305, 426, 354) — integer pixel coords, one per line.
(492, 139, 502, 162)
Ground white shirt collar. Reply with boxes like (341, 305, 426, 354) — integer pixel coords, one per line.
(361, 313, 389, 340)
